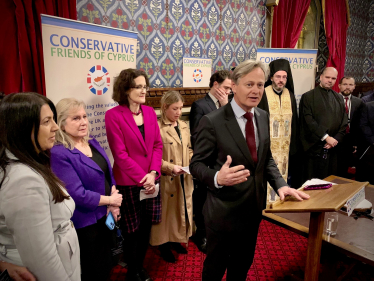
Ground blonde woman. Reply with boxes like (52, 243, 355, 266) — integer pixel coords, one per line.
(150, 91, 194, 262)
(50, 98, 122, 281)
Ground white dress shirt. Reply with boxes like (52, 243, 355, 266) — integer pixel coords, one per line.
(208, 92, 220, 109)
(214, 98, 259, 188)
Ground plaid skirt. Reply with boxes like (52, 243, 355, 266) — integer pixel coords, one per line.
(117, 184, 161, 233)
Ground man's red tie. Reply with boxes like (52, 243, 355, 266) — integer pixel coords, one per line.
(243, 112, 257, 164)
(344, 97, 350, 133)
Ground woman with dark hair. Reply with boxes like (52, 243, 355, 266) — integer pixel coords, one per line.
(0, 92, 80, 281)
(51, 98, 122, 281)
(105, 69, 163, 281)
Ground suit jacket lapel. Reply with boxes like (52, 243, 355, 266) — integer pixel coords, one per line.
(89, 139, 112, 174)
(70, 146, 102, 173)
(224, 104, 254, 167)
(205, 94, 217, 112)
(142, 105, 153, 151)
(254, 108, 265, 165)
(121, 105, 147, 152)
(162, 118, 182, 145)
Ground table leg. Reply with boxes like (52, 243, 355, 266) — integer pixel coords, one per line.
(305, 212, 325, 281)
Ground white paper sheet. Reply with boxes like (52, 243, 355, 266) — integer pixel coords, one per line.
(181, 166, 191, 174)
(140, 183, 159, 201)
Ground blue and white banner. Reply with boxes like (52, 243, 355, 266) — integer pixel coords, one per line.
(42, 15, 137, 161)
(257, 48, 318, 106)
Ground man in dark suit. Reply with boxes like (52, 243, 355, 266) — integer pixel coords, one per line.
(189, 70, 232, 252)
(356, 101, 374, 184)
(361, 90, 374, 103)
(337, 77, 364, 178)
(190, 60, 309, 281)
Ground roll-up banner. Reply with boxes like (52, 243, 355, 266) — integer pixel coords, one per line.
(41, 15, 137, 162)
(183, 57, 212, 87)
(256, 48, 318, 107)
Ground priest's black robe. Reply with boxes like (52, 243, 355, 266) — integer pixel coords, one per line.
(299, 86, 347, 182)
(257, 88, 302, 188)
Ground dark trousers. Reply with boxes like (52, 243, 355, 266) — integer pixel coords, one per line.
(76, 215, 114, 281)
(202, 223, 260, 281)
(302, 144, 338, 182)
(337, 139, 355, 179)
(122, 200, 152, 274)
(356, 145, 374, 184)
(192, 179, 207, 238)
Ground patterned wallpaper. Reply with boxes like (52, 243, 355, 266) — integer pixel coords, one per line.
(345, 0, 371, 83)
(363, 1, 374, 82)
(76, 0, 267, 88)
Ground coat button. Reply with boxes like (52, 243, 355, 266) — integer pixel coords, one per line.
(162, 173, 166, 176)
(171, 194, 174, 197)
(170, 159, 173, 162)
(170, 142, 173, 144)
(171, 178, 173, 181)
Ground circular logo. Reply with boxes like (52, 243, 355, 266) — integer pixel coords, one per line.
(192, 69, 203, 83)
(87, 65, 110, 95)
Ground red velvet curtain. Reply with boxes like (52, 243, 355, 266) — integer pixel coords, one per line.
(0, 0, 76, 96)
(271, 0, 311, 48)
(324, 0, 349, 92)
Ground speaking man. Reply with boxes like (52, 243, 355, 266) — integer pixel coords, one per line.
(189, 70, 232, 253)
(299, 67, 347, 182)
(190, 60, 309, 281)
(257, 59, 301, 196)
(337, 77, 364, 178)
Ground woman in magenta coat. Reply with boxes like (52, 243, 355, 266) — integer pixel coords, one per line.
(105, 69, 162, 281)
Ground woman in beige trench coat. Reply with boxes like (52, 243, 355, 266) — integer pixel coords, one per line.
(150, 91, 194, 263)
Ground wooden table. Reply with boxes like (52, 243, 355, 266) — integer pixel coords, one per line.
(264, 176, 370, 281)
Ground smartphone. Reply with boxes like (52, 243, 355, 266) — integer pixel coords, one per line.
(105, 212, 116, 230)
(303, 183, 332, 190)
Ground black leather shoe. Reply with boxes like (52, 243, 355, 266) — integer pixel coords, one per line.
(159, 244, 176, 263)
(193, 236, 207, 253)
(140, 268, 152, 281)
(171, 243, 188, 254)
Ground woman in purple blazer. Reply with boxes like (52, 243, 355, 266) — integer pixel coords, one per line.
(50, 98, 123, 281)
(105, 69, 162, 281)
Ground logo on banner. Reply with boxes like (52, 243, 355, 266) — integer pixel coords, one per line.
(87, 65, 110, 95)
(192, 69, 203, 83)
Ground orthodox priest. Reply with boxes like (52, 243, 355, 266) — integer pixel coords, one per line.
(299, 67, 347, 182)
(257, 59, 301, 201)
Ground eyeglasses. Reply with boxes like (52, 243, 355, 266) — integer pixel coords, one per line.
(132, 85, 149, 91)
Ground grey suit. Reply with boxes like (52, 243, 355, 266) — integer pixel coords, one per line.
(0, 151, 80, 281)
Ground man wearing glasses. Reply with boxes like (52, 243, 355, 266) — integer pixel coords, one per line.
(257, 59, 301, 197)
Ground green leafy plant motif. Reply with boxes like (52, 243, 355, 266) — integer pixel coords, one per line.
(100, 0, 111, 12)
(216, 61, 225, 71)
(150, 0, 162, 20)
(172, 0, 183, 23)
(244, 31, 252, 48)
(238, 13, 246, 34)
(216, 28, 225, 46)
(153, 79, 162, 88)
(181, 21, 193, 44)
(82, 3, 99, 24)
(138, 13, 153, 41)
(237, 47, 245, 63)
(161, 21, 174, 41)
(208, 7, 218, 26)
(245, 1, 254, 17)
(161, 58, 174, 85)
(112, 10, 127, 28)
(191, 3, 201, 26)
(172, 39, 183, 64)
(208, 43, 217, 61)
(223, 45, 232, 63)
(192, 42, 201, 57)
(223, 10, 232, 30)
(231, 0, 240, 13)
(199, 23, 210, 44)
(139, 58, 153, 78)
(151, 37, 163, 63)
(231, 28, 240, 47)
(124, 0, 139, 17)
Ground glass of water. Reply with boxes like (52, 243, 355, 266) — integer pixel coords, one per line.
(325, 212, 339, 236)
